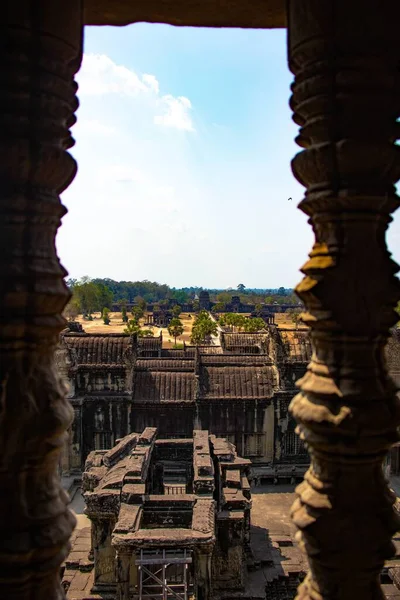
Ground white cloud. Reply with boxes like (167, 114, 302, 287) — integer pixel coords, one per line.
(77, 53, 194, 132)
(142, 74, 159, 94)
(154, 95, 194, 132)
(78, 54, 149, 96)
(100, 164, 144, 184)
(78, 119, 116, 135)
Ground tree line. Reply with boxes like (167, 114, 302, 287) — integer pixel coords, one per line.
(64, 277, 300, 321)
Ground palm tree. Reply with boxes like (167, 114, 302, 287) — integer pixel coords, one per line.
(168, 317, 184, 347)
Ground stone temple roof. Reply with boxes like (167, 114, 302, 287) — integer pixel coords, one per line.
(63, 333, 132, 366)
(277, 329, 312, 363)
(59, 329, 400, 405)
(133, 371, 196, 403)
(135, 358, 195, 371)
(221, 332, 270, 352)
(138, 336, 162, 351)
(199, 364, 278, 400)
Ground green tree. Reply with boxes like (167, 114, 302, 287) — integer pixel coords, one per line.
(234, 314, 246, 331)
(124, 319, 154, 337)
(120, 299, 128, 323)
(254, 303, 263, 316)
(211, 302, 225, 313)
(243, 317, 267, 333)
(102, 307, 111, 325)
(97, 284, 113, 310)
(124, 319, 141, 335)
(237, 283, 246, 292)
(172, 305, 182, 318)
(73, 278, 113, 316)
(63, 297, 80, 321)
(132, 305, 144, 321)
(171, 290, 189, 303)
(224, 313, 246, 331)
(74, 281, 98, 316)
(191, 311, 218, 345)
(66, 278, 78, 289)
(135, 296, 147, 311)
(168, 317, 184, 346)
(140, 329, 154, 337)
(217, 292, 231, 304)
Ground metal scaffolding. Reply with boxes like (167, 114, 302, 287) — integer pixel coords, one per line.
(137, 549, 193, 600)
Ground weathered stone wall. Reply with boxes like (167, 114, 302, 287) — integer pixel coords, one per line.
(75, 369, 127, 393)
(81, 400, 132, 463)
(131, 405, 195, 437)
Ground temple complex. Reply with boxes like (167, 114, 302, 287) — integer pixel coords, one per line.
(57, 324, 313, 482)
(2, 2, 400, 599)
(57, 324, 400, 486)
(116, 292, 299, 321)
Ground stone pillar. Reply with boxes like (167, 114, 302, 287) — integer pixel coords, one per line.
(0, 1, 83, 599)
(195, 548, 213, 600)
(287, 1, 400, 599)
(92, 518, 117, 588)
(115, 548, 131, 600)
(263, 402, 274, 462)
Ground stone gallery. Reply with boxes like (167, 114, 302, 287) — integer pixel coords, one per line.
(56, 325, 312, 483)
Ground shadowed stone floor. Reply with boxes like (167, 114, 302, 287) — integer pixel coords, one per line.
(63, 484, 400, 599)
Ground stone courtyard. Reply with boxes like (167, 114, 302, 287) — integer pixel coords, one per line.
(63, 481, 400, 600)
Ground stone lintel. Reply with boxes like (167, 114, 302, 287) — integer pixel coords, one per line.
(113, 528, 214, 547)
(103, 433, 139, 468)
(84, 0, 286, 28)
(137, 427, 157, 446)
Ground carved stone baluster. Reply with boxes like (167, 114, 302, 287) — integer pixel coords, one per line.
(287, 1, 400, 598)
(0, 1, 83, 598)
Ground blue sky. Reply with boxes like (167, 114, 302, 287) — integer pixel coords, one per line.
(58, 24, 400, 289)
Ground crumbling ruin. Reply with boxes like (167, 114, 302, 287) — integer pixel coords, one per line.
(70, 428, 251, 599)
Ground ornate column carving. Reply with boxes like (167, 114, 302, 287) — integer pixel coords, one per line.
(0, 1, 83, 598)
(287, 1, 400, 598)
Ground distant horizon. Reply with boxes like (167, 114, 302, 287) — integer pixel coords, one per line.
(67, 276, 296, 292)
